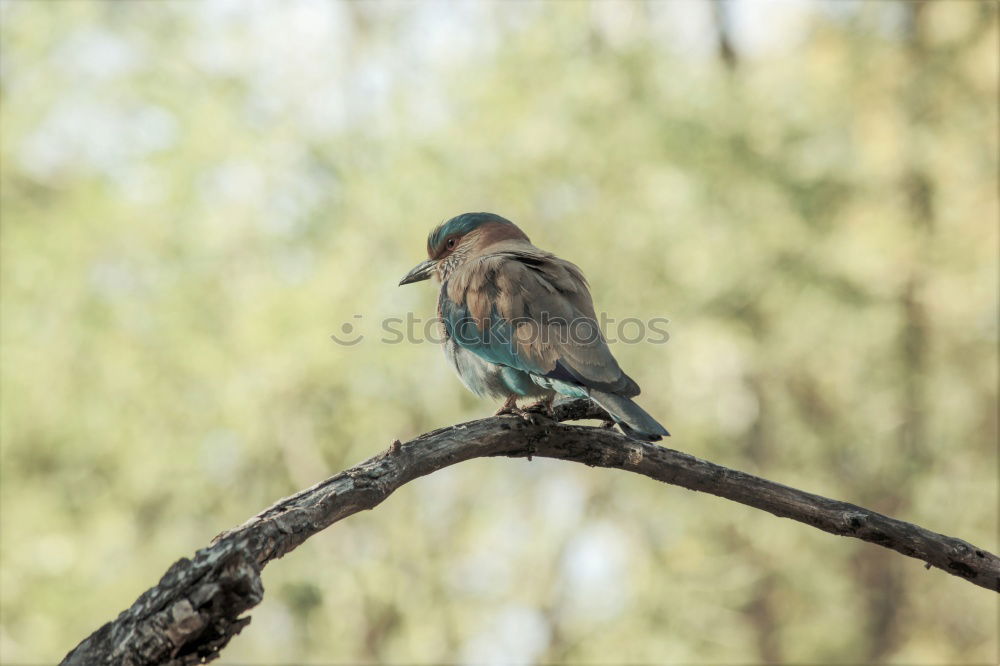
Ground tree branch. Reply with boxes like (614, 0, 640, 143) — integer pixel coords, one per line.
(62, 399, 1000, 665)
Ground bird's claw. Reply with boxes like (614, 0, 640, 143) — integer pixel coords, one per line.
(494, 395, 520, 416)
(524, 401, 555, 419)
(495, 397, 552, 426)
(498, 406, 537, 423)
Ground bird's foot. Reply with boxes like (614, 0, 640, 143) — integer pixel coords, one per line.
(495, 396, 550, 426)
(494, 395, 521, 416)
(523, 396, 556, 418)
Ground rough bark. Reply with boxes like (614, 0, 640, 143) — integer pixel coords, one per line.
(62, 399, 1000, 665)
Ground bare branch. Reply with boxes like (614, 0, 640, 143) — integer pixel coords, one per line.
(62, 399, 999, 665)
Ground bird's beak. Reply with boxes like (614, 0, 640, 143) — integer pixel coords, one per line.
(399, 259, 436, 286)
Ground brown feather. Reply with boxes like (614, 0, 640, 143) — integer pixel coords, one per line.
(440, 227, 639, 397)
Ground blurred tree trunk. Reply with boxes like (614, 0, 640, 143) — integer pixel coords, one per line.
(711, 0, 738, 71)
(855, 3, 938, 660)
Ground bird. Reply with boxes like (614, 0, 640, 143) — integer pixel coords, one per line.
(399, 212, 669, 441)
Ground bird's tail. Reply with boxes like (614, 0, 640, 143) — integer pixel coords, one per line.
(589, 389, 670, 442)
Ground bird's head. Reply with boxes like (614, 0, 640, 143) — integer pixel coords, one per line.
(399, 212, 529, 285)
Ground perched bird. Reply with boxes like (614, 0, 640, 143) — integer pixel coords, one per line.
(399, 212, 669, 441)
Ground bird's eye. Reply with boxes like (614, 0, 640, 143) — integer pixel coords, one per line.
(446, 238, 457, 250)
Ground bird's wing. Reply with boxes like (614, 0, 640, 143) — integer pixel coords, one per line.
(440, 250, 640, 397)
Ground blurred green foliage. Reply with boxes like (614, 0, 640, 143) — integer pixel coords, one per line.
(1, 1, 996, 663)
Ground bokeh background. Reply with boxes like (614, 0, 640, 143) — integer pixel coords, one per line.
(1, 0, 997, 663)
